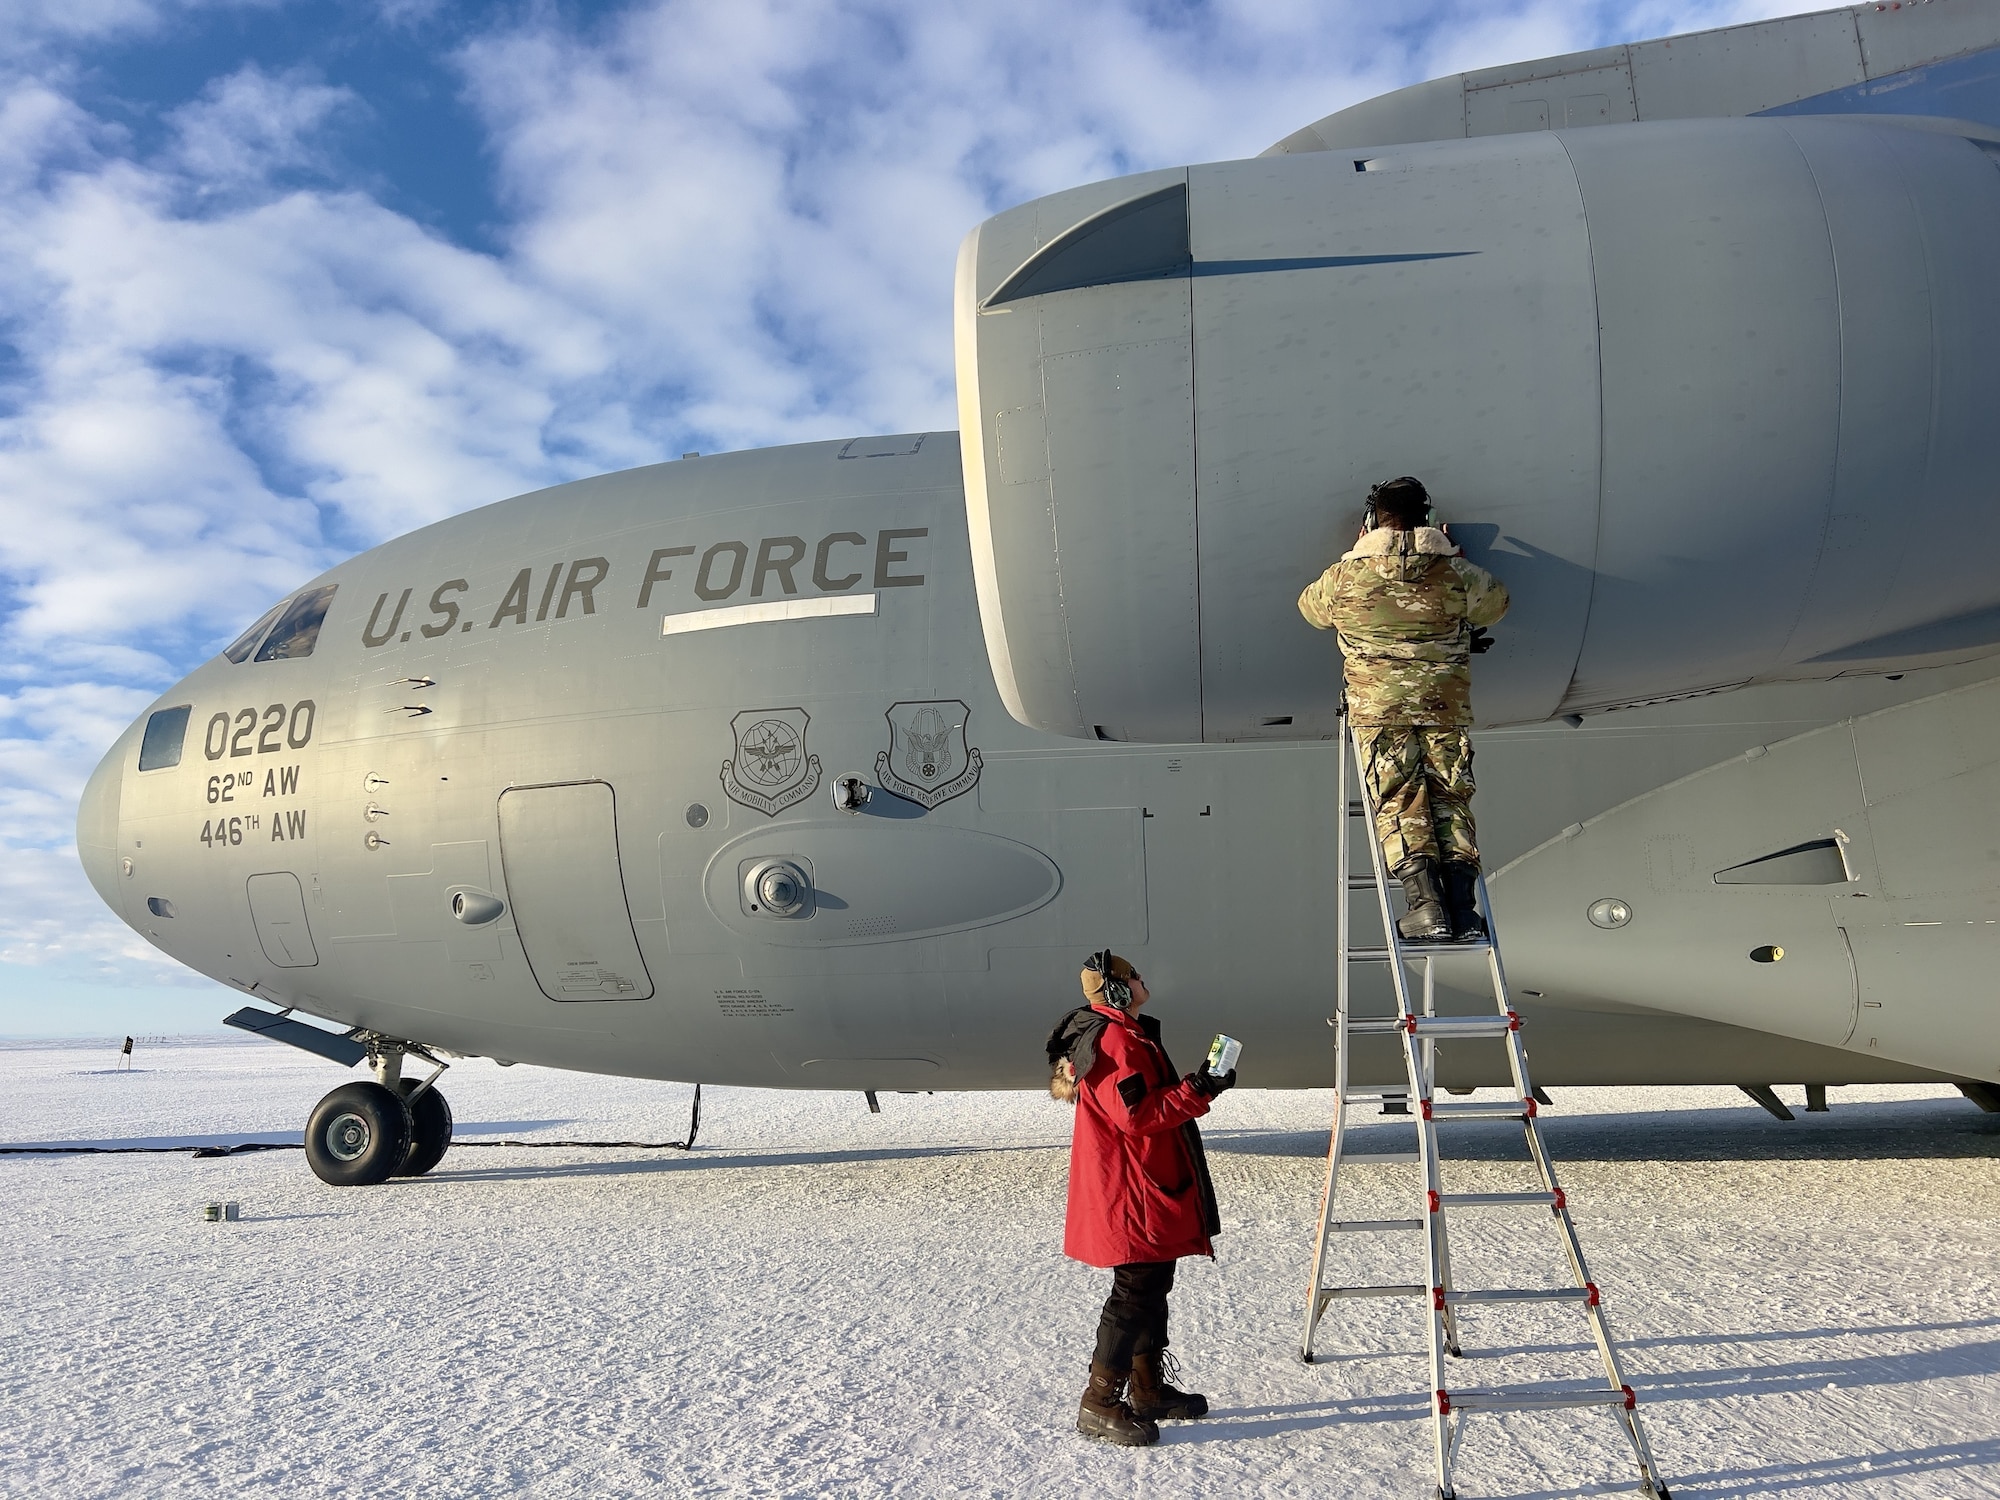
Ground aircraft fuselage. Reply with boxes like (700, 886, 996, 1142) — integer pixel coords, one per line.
(75, 434, 1979, 1092)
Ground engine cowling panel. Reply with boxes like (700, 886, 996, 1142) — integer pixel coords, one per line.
(956, 117, 2000, 741)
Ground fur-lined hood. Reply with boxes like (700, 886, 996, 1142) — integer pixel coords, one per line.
(1342, 525, 1458, 562)
(1047, 1003, 1158, 1103)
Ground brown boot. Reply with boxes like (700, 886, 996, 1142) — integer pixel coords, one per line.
(1077, 1360, 1160, 1446)
(1129, 1349, 1209, 1420)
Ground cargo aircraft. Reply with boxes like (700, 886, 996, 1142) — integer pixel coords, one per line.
(75, 1, 2000, 1183)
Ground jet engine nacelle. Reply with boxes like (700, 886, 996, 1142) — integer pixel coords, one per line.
(955, 116, 2000, 742)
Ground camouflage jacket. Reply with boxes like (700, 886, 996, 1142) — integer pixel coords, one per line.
(1298, 526, 1510, 726)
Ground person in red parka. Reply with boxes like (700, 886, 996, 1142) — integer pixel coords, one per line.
(1046, 950, 1236, 1446)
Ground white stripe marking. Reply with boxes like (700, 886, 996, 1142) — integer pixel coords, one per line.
(661, 592, 878, 636)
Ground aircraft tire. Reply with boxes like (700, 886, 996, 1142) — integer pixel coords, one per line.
(305, 1081, 414, 1187)
(395, 1079, 454, 1178)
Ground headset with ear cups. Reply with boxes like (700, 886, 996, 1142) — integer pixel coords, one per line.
(1363, 475, 1433, 531)
(1086, 948, 1132, 1010)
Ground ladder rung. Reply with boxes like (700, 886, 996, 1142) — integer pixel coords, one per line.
(1443, 1287, 1593, 1306)
(1340, 943, 1498, 962)
(1345, 876, 1377, 890)
(1445, 1388, 1635, 1413)
(1340, 1151, 1420, 1165)
(1408, 1015, 1517, 1037)
(1340, 1089, 1407, 1101)
(1326, 1219, 1423, 1234)
(1316, 1284, 1424, 1308)
(1428, 1101, 1531, 1120)
(1437, 1191, 1559, 1209)
(1342, 1015, 1518, 1038)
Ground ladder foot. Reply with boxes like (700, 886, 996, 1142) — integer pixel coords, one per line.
(1445, 1343, 1463, 1358)
(1300, 1352, 1316, 1365)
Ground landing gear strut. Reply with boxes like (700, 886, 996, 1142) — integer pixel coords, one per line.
(303, 1038, 454, 1187)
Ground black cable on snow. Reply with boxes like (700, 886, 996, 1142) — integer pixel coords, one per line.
(5, 1083, 703, 1158)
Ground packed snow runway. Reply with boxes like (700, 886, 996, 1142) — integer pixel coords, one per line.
(4, 1038, 1999, 1499)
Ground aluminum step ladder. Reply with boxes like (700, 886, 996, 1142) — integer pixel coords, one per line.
(1300, 715, 1670, 1500)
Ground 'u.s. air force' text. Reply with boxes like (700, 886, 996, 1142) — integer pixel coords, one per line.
(359, 528, 928, 647)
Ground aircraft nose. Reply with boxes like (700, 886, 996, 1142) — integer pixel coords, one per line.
(76, 736, 125, 914)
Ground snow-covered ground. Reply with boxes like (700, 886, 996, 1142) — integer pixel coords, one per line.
(4, 1038, 1999, 1499)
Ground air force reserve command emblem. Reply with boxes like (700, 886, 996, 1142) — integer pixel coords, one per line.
(877, 699, 982, 809)
(721, 708, 822, 817)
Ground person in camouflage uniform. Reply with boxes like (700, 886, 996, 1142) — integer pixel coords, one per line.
(1298, 477, 1510, 942)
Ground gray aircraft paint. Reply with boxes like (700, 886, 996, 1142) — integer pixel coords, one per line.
(71, 431, 1993, 1093)
(956, 113, 2000, 742)
(75, 4, 2000, 1103)
(1497, 671, 2000, 1085)
(1265, 0, 2000, 154)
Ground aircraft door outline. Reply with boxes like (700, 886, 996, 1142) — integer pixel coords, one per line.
(246, 871, 320, 968)
(497, 780, 655, 1002)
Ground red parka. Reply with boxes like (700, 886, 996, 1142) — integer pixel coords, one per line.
(1061, 1004, 1222, 1268)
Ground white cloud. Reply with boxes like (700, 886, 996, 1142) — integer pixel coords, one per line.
(0, 680, 177, 978)
(0, 0, 277, 64)
(168, 65, 359, 189)
(457, 0, 1823, 462)
(0, 127, 619, 666)
(457, 1, 1396, 454)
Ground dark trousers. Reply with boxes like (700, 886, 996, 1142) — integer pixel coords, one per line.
(1093, 1260, 1176, 1368)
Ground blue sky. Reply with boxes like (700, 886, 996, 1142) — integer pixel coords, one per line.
(0, 0, 1806, 1035)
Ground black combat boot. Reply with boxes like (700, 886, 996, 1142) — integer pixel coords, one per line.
(1440, 860, 1488, 943)
(1129, 1350, 1208, 1420)
(1393, 857, 1452, 942)
(1077, 1360, 1160, 1446)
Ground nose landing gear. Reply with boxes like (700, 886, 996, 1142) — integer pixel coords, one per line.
(306, 1081, 414, 1186)
(303, 1038, 455, 1187)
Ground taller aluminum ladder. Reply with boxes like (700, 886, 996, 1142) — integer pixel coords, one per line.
(1300, 715, 1670, 1500)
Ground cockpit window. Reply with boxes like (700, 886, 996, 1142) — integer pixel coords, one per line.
(253, 584, 338, 662)
(222, 599, 289, 663)
(138, 705, 192, 771)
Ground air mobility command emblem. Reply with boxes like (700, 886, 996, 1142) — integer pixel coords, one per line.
(876, 699, 982, 809)
(721, 708, 822, 816)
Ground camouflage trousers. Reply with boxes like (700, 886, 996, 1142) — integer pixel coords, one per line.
(1356, 725, 1479, 871)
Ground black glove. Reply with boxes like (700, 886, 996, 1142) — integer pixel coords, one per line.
(1189, 1066, 1237, 1099)
(1469, 626, 1494, 654)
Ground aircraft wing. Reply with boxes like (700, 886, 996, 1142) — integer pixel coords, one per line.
(1267, 0, 2000, 154)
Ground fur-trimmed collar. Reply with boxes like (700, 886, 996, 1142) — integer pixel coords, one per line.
(1343, 525, 1457, 561)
